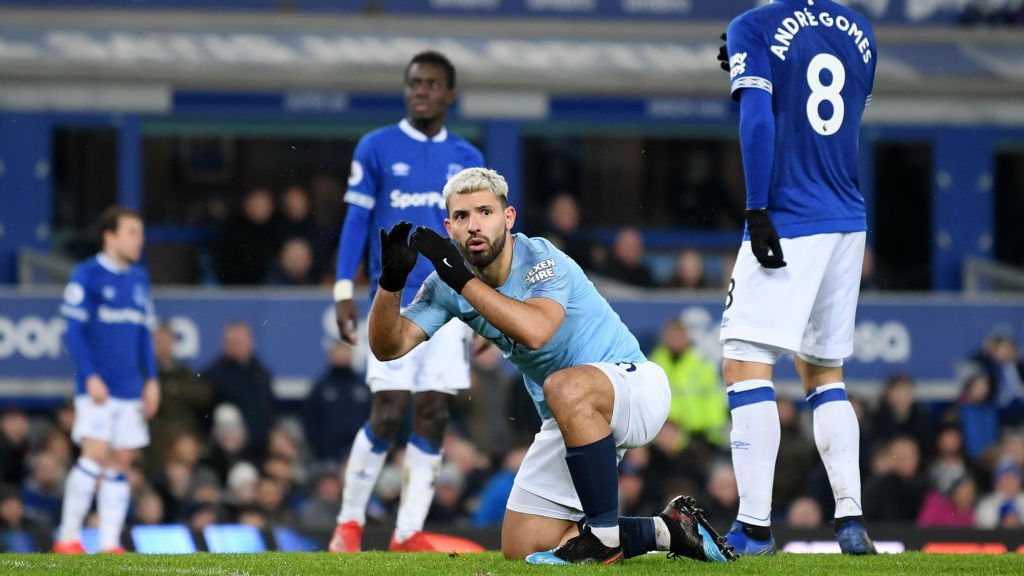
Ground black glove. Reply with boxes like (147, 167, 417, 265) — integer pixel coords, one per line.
(717, 32, 730, 72)
(378, 221, 418, 291)
(746, 209, 786, 269)
(409, 226, 475, 293)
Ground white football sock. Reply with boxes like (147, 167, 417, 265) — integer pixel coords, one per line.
(337, 426, 389, 526)
(57, 457, 101, 543)
(393, 440, 442, 542)
(728, 379, 779, 527)
(652, 516, 672, 550)
(808, 382, 864, 519)
(97, 469, 130, 550)
(590, 525, 620, 548)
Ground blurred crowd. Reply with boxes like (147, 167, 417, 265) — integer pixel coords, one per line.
(958, 1, 1024, 25)
(3, 317, 1024, 547)
(89, 180, 761, 292)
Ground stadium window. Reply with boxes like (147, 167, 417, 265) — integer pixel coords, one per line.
(521, 134, 745, 237)
(873, 142, 933, 290)
(994, 150, 1024, 268)
(51, 127, 118, 260)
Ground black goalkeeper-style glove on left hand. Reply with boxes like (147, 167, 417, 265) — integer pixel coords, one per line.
(717, 33, 730, 72)
(378, 221, 419, 292)
(409, 227, 475, 293)
(745, 209, 787, 269)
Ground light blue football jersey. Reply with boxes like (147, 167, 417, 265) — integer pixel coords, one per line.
(728, 0, 876, 238)
(403, 234, 646, 420)
(342, 119, 484, 306)
(60, 254, 157, 399)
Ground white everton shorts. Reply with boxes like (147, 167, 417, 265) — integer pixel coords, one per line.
(366, 317, 472, 394)
(720, 231, 866, 363)
(71, 395, 150, 450)
(506, 361, 670, 521)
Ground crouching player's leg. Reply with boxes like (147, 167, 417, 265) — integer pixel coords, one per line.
(504, 362, 735, 564)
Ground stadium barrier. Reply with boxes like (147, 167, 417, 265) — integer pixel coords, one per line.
(2, 289, 1023, 405)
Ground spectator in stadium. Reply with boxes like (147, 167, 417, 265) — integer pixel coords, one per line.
(299, 463, 343, 533)
(224, 461, 260, 512)
(131, 488, 166, 526)
(927, 423, 974, 502)
(868, 373, 933, 458)
(718, 0, 877, 556)
(969, 331, 1024, 426)
(19, 450, 65, 529)
(264, 237, 318, 286)
(472, 445, 528, 528)
(302, 340, 371, 463)
(366, 167, 732, 564)
(665, 248, 712, 289)
(55, 206, 160, 555)
(203, 404, 252, 484)
(916, 473, 976, 528)
(427, 462, 469, 525)
(863, 435, 928, 522)
(256, 476, 298, 528)
(213, 186, 280, 284)
(648, 317, 728, 448)
(958, 370, 1001, 461)
(0, 485, 49, 536)
(275, 184, 329, 278)
(452, 341, 514, 462)
(598, 227, 656, 288)
(0, 408, 30, 486)
(697, 461, 739, 529)
(329, 50, 485, 554)
(975, 458, 1024, 528)
(202, 321, 278, 459)
(541, 192, 591, 269)
(785, 496, 823, 528)
(148, 323, 215, 470)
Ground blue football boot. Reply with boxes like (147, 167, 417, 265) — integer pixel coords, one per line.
(725, 521, 777, 556)
(835, 518, 877, 555)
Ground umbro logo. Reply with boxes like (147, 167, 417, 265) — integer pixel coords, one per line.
(392, 162, 410, 177)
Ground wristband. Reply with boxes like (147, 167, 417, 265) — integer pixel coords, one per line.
(333, 279, 354, 302)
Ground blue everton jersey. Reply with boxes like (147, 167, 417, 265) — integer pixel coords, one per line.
(341, 119, 484, 305)
(403, 234, 646, 420)
(728, 0, 876, 238)
(60, 254, 157, 399)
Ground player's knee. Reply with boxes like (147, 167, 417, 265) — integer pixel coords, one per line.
(542, 372, 584, 413)
(368, 407, 403, 439)
(413, 403, 449, 437)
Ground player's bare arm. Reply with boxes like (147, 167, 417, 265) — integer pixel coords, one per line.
(461, 282, 564, 350)
(367, 285, 428, 361)
(366, 221, 428, 360)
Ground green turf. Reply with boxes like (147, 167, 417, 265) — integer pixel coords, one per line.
(1, 552, 1021, 576)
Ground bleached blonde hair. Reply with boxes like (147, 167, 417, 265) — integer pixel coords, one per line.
(442, 167, 509, 209)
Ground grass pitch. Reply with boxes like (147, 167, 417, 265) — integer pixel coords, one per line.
(1, 551, 1020, 576)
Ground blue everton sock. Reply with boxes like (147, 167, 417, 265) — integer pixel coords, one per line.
(564, 433, 619, 529)
(362, 422, 391, 454)
(618, 516, 656, 559)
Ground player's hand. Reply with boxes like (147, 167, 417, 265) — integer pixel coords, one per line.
(746, 209, 787, 269)
(142, 378, 160, 419)
(335, 299, 359, 345)
(409, 227, 475, 293)
(378, 221, 419, 292)
(86, 374, 109, 404)
(717, 32, 730, 72)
